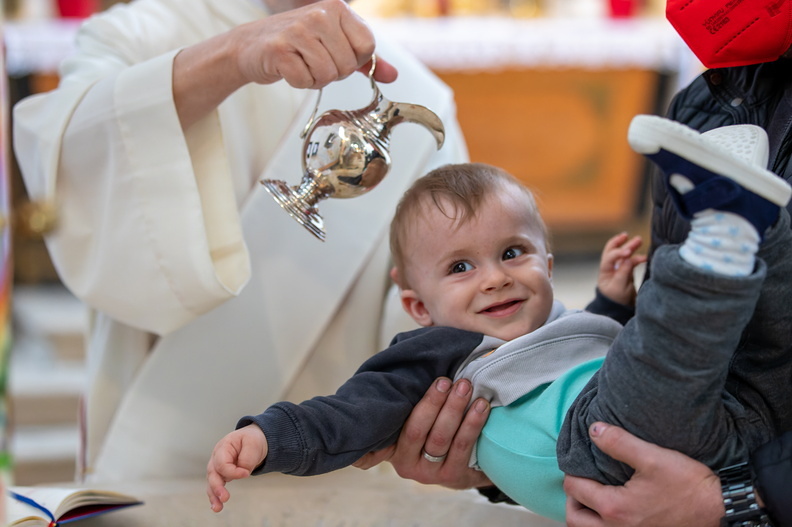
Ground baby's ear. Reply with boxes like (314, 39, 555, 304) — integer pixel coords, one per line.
(389, 267, 402, 288)
(400, 289, 433, 327)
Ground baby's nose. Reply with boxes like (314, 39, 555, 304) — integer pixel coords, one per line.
(482, 266, 513, 291)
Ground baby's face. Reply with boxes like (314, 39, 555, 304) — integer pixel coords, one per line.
(399, 190, 554, 342)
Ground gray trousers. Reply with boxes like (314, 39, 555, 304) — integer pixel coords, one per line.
(557, 210, 792, 484)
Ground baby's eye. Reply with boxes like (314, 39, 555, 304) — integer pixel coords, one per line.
(503, 247, 525, 260)
(451, 261, 473, 274)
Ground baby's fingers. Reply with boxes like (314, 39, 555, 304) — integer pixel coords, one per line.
(603, 232, 630, 252)
(206, 463, 251, 512)
(206, 468, 232, 512)
(621, 235, 644, 255)
(631, 253, 648, 266)
(616, 252, 648, 276)
(218, 462, 252, 481)
(600, 233, 633, 271)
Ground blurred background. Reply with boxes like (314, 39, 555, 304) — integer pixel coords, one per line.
(0, 0, 699, 488)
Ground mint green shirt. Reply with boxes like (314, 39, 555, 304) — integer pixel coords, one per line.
(476, 357, 604, 523)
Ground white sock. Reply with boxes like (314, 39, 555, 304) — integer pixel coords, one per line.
(679, 211, 759, 276)
(671, 175, 759, 277)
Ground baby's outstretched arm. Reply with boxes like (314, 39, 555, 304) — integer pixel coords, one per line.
(206, 424, 269, 512)
(597, 232, 647, 307)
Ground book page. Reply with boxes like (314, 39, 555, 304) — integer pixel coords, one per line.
(7, 486, 141, 524)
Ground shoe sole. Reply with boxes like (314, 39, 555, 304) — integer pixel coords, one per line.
(628, 115, 792, 207)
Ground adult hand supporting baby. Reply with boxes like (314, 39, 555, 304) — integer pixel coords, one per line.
(563, 422, 723, 527)
(353, 377, 492, 489)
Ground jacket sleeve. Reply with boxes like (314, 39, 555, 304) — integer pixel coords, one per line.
(237, 327, 484, 476)
(751, 431, 792, 527)
(585, 288, 634, 326)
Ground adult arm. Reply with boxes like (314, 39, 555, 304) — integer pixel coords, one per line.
(173, 0, 397, 129)
(12, 0, 395, 335)
(237, 327, 484, 476)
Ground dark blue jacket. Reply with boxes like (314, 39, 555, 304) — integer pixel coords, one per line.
(238, 326, 484, 476)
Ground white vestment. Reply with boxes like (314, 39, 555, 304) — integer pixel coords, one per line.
(13, 0, 467, 481)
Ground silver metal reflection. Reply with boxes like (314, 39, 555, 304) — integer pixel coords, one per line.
(261, 57, 446, 241)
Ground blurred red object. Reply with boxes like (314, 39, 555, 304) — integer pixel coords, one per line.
(609, 0, 637, 17)
(56, 0, 99, 18)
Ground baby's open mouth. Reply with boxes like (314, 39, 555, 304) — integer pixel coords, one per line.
(481, 300, 523, 313)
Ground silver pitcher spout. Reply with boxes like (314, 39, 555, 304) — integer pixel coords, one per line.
(362, 78, 446, 150)
(260, 57, 446, 241)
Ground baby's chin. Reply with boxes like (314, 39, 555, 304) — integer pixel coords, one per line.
(437, 317, 540, 341)
(482, 323, 541, 342)
(491, 331, 527, 342)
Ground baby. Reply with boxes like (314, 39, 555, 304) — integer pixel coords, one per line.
(206, 160, 640, 517)
(208, 115, 792, 522)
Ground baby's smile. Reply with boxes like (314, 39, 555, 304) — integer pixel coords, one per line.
(479, 299, 525, 316)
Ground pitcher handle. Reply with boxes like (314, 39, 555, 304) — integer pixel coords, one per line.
(300, 54, 378, 139)
(300, 88, 323, 140)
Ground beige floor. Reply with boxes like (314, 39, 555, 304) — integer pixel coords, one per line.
(70, 469, 565, 526)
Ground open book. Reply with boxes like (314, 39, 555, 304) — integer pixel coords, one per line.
(7, 486, 143, 526)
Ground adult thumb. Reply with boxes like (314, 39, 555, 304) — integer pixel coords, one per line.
(588, 422, 649, 470)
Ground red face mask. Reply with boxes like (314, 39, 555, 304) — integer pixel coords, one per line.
(666, 0, 792, 68)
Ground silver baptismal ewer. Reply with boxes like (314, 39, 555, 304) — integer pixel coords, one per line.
(260, 57, 446, 241)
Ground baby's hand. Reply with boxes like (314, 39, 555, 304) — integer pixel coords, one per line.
(206, 424, 268, 512)
(597, 232, 647, 307)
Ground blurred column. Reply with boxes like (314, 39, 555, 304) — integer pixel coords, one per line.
(0, 0, 12, 521)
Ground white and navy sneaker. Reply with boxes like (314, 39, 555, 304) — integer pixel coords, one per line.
(628, 114, 791, 240)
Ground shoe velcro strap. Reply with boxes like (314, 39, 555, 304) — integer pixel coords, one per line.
(677, 177, 742, 217)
